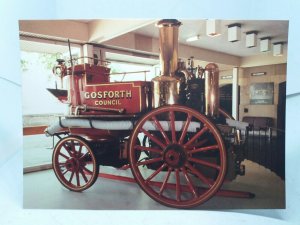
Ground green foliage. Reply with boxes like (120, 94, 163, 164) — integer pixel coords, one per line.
(20, 59, 29, 72)
(38, 53, 59, 70)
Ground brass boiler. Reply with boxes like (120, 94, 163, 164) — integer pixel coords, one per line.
(152, 19, 182, 108)
(205, 63, 220, 117)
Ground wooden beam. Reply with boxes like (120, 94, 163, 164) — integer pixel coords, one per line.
(23, 126, 48, 136)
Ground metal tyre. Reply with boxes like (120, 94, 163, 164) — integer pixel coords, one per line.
(52, 136, 99, 192)
(129, 105, 227, 208)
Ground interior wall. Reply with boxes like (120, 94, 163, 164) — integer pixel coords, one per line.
(219, 69, 233, 86)
(239, 63, 287, 126)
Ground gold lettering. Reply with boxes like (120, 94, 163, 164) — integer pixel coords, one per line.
(120, 90, 125, 98)
(108, 91, 114, 98)
(84, 92, 90, 99)
(103, 91, 108, 98)
(85, 90, 133, 100)
(126, 90, 132, 98)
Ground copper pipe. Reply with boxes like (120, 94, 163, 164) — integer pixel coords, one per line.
(205, 63, 220, 117)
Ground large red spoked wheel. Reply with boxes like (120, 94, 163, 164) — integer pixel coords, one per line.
(129, 105, 227, 208)
(52, 136, 99, 192)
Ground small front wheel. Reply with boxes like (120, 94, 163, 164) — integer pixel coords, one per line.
(52, 136, 99, 192)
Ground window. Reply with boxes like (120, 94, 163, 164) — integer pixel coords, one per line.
(21, 40, 81, 168)
(106, 51, 159, 82)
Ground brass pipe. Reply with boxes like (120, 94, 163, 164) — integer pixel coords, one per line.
(205, 63, 220, 117)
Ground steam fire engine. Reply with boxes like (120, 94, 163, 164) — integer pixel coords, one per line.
(46, 19, 252, 208)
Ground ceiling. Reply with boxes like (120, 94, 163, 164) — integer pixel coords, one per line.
(19, 19, 289, 70)
(133, 19, 289, 57)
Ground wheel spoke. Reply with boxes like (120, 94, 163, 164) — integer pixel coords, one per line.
(79, 168, 89, 183)
(78, 145, 83, 155)
(63, 143, 73, 157)
(68, 170, 75, 183)
(71, 140, 79, 157)
(58, 162, 67, 172)
(182, 167, 198, 198)
(145, 163, 167, 183)
(76, 171, 80, 186)
(184, 126, 208, 148)
(159, 167, 172, 196)
(188, 157, 220, 170)
(59, 152, 69, 160)
(136, 157, 163, 166)
(178, 113, 192, 144)
(79, 152, 89, 160)
(135, 145, 162, 154)
(175, 169, 181, 201)
(169, 110, 177, 143)
(185, 162, 213, 186)
(188, 138, 209, 148)
(83, 165, 93, 175)
(152, 116, 171, 145)
(189, 145, 219, 154)
(141, 128, 166, 149)
(62, 169, 68, 175)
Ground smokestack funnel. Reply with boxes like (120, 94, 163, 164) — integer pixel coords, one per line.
(152, 19, 182, 108)
(156, 19, 182, 77)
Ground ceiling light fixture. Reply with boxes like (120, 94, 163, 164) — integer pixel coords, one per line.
(246, 31, 258, 48)
(186, 35, 200, 42)
(206, 19, 221, 37)
(273, 42, 283, 56)
(228, 23, 241, 42)
(260, 37, 271, 52)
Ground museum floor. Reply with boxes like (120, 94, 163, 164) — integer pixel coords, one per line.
(23, 159, 285, 210)
(22, 132, 285, 211)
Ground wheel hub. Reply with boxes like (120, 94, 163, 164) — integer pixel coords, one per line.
(65, 157, 80, 172)
(163, 144, 187, 168)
